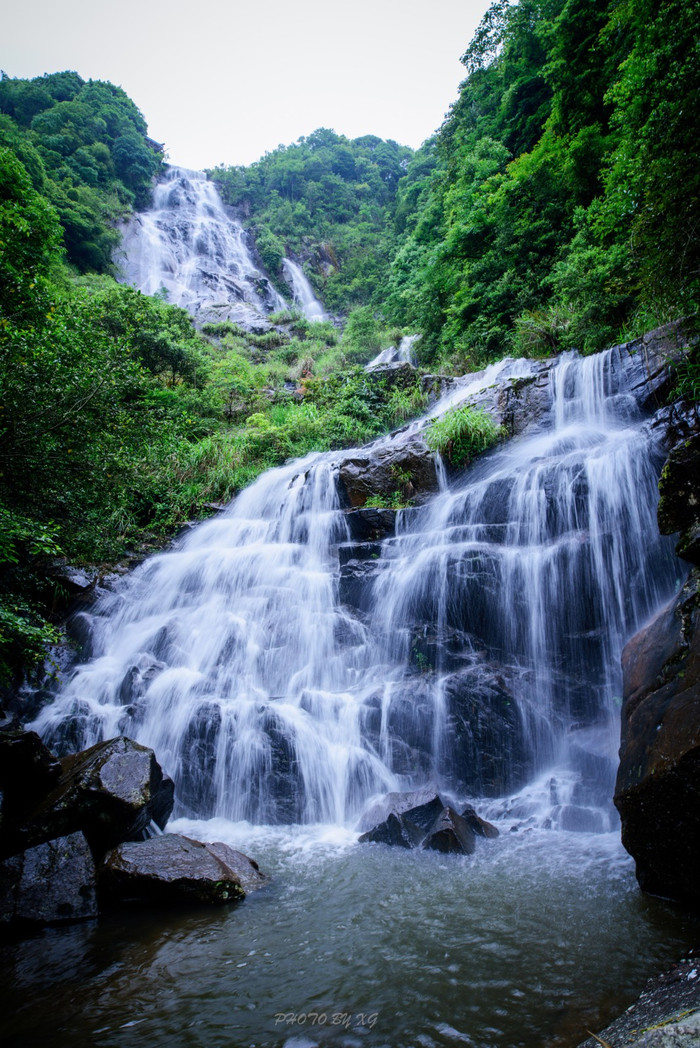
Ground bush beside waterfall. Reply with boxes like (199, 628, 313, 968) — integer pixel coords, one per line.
(425, 406, 505, 467)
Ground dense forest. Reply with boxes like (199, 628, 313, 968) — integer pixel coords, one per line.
(1, 0, 699, 685)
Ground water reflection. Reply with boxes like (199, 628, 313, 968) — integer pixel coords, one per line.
(2, 827, 698, 1048)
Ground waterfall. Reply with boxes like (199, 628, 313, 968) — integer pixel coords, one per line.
(282, 258, 327, 322)
(32, 347, 679, 830)
(367, 334, 420, 369)
(115, 166, 287, 327)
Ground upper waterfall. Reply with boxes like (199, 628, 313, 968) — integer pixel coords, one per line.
(115, 166, 289, 328)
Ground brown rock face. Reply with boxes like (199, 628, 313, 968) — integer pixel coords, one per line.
(614, 570, 700, 906)
(99, 833, 267, 906)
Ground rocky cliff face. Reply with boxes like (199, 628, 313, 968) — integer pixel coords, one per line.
(614, 395, 700, 907)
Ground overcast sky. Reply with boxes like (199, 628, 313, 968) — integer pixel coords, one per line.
(2, 0, 491, 170)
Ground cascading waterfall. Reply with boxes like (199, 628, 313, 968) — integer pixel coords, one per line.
(282, 258, 327, 322)
(367, 333, 420, 369)
(32, 346, 680, 833)
(115, 166, 287, 327)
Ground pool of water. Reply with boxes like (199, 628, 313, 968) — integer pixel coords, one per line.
(1, 820, 698, 1048)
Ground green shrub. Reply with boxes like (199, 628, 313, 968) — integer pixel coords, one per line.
(424, 405, 504, 467)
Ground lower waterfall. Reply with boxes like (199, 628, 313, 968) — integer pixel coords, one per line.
(34, 346, 679, 827)
(16, 345, 698, 1048)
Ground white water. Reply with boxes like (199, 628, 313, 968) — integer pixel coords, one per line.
(115, 167, 287, 327)
(367, 334, 420, 369)
(33, 347, 679, 833)
(282, 258, 327, 322)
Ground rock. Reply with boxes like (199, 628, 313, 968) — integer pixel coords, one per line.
(614, 570, 700, 906)
(443, 665, 533, 796)
(422, 806, 476, 855)
(364, 361, 418, 389)
(357, 811, 424, 848)
(496, 362, 555, 438)
(99, 833, 266, 906)
(577, 952, 700, 1048)
(0, 729, 62, 823)
(0, 831, 97, 925)
(338, 555, 385, 612)
(0, 736, 175, 859)
(619, 319, 698, 411)
(356, 787, 444, 833)
(343, 507, 397, 541)
(658, 431, 700, 565)
(460, 804, 499, 838)
(358, 792, 487, 857)
(556, 804, 607, 834)
(337, 432, 440, 509)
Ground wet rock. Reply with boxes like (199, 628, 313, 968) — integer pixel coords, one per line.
(460, 804, 499, 839)
(1, 736, 175, 859)
(358, 793, 488, 857)
(577, 951, 700, 1048)
(0, 729, 61, 823)
(337, 433, 439, 509)
(619, 319, 698, 411)
(0, 831, 97, 925)
(422, 806, 476, 855)
(338, 556, 384, 612)
(344, 507, 397, 542)
(336, 541, 383, 565)
(496, 362, 555, 438)
(99, 833, 266, 906)
(357, 811, 424, 848)
(364, 360, 418, 389)
(556, 804, 607, 834)
(614, 570, 700, 906)
(658, 431, 700, 565)
(356, 787, 444, 833)
(443, 665, 533, 796)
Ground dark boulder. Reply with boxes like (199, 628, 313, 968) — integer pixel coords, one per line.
(658, 431, 700, 565)
(1, 736, 174, 859)
(422, 806, 476, 855)
(358, 792, 489, 857)
(344, 507, 397, 542)
(337, 433, 439, 509)
(443, 665, 533, 796)
(357, 811, 424, 849)
(99, 833, 266, 906)
(0, 729, 61, 823)
(0, 831, 97, 925)
(614, 570, 700, 906)
(338, 555, 385, 613)
(460, 804, 499, 839)
(356, 787, 445, 833)
(618, 319, 698, 412)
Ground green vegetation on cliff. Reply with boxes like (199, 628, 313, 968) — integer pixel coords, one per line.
(209, 128, 412, 314)
(383, 0, 700, 370)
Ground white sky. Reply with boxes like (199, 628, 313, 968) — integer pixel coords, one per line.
(2, 0, 491, 170)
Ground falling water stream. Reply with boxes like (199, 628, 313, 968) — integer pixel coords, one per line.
(3, 175, 698, 1048)
(116, 167, 325, 326)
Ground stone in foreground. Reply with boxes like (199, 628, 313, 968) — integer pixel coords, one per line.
(99, 833, 267, 906)
(0, 831, 97, 925)
(422, 806, 476, 855)
(2, 736, 175, 858)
